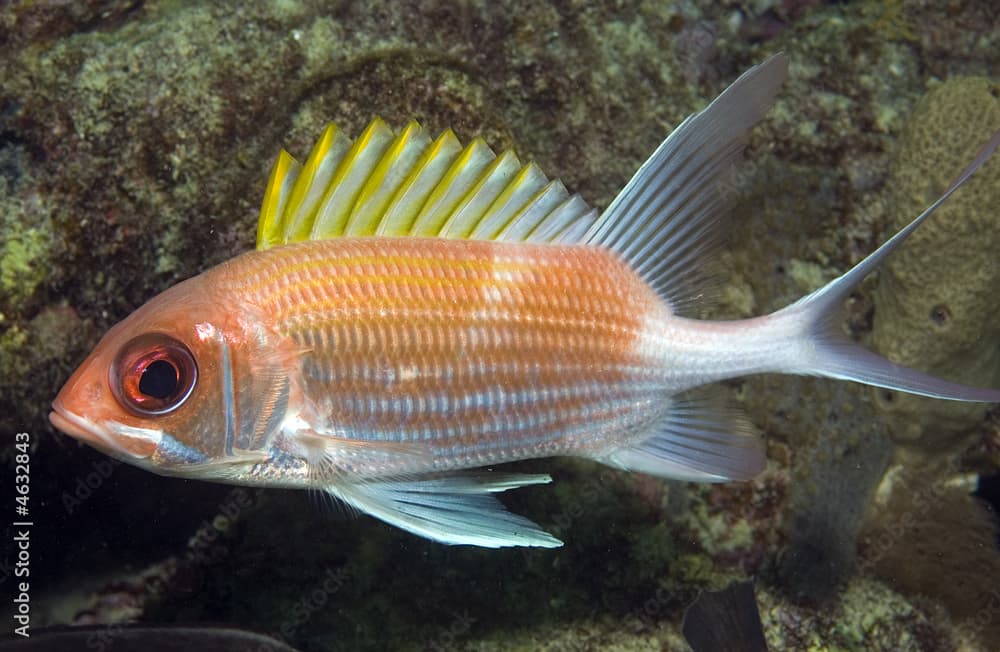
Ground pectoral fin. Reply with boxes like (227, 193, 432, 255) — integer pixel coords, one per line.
(325, 472, 563, 548)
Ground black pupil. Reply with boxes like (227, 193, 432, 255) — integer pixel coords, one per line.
(139, 359, 179, 399)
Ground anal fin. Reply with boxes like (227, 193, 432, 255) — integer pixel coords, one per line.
(326, 472, 563, 548)
(598, 387, 765, 482)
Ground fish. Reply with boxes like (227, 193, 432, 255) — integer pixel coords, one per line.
(682, 580, 768, 652)
(50, 54, 1000, 548)
(0, 625, 301, 652)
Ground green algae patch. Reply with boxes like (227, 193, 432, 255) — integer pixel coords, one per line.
(0, 146, 53, 317)
(759, 578, 954, 652)
(0, 323, 29, 377)
(1, 223, 49, 307)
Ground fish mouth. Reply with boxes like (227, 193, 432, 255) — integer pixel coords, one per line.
(49, 404, 127, 457)
(50, 400, 163, 460)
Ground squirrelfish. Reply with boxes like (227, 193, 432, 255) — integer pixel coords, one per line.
(50, 55, 1000, 547)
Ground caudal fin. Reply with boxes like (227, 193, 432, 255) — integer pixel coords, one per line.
(781, 129, 1000, 402)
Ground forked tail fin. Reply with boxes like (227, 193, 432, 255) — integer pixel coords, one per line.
(780, 129, 1000, 402)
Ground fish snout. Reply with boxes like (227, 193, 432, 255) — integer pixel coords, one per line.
(50, 389, 160, 460)
(49, 402, 115, 452)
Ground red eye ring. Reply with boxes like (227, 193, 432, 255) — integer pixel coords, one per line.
(110, 333, 198, 416)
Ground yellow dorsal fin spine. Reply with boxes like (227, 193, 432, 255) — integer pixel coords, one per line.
(468, 162, 549, 240)
(344, 121, 432, 236)
(377, 129, 463, 236)
(308, 118, 395, 241)
(438, 150, 522, 239)
(283, 124, 352, 242)
(256, 149, 300, 250)
(532, 196, 599, 243)
(409, 137, 496, 237)
(255, 118, 600, 248)
(494, 180, 571, 241)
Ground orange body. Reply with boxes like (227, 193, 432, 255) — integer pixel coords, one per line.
(210, 236, 670, 475)
(50, 237, 679, 480)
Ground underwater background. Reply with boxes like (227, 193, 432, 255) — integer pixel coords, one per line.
(1, 1, 999, 650)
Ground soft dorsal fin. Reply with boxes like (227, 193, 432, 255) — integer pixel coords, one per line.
(583, 53, 789, 311)
(256, 119, 599, 250)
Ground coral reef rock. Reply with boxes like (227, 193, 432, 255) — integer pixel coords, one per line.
(872, 76, 1000, 457)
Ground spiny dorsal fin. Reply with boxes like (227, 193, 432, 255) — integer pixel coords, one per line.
(256, 119, 598, 250)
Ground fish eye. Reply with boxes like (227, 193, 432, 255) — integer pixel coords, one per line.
(110, 333, 198, 416)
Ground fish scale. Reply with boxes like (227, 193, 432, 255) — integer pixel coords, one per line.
(215, 236, 668, 472)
